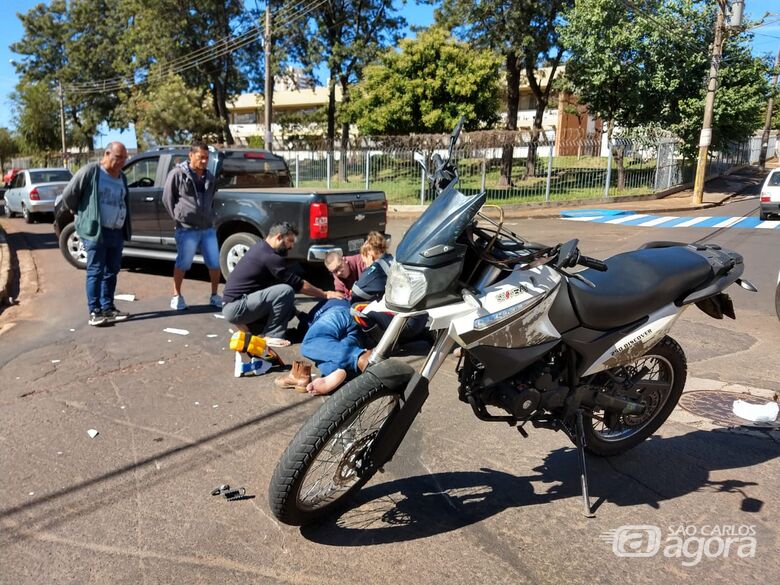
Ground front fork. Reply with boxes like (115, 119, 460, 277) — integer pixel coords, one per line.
(368, 312, 456, 381)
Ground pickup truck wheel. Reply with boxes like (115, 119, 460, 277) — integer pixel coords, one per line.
(59, 222, 87, 270)
(220, 232, 260, 278)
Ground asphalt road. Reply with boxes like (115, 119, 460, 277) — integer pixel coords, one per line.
(0, 193, 778, 584)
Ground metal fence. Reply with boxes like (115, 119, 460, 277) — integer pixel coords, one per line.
(8, 132, 777, 205)
(282, 132, 778, 204)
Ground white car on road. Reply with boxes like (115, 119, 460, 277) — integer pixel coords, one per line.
(3, 168, 73, 223)
(759, 168, 780, 221)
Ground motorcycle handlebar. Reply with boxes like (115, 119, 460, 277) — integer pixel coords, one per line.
(579, 255, 608, 271)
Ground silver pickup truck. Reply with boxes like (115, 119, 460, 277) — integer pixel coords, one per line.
(54, 146, 389, 278)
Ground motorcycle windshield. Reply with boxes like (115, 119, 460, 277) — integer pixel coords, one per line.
(395, 183, 486, 267)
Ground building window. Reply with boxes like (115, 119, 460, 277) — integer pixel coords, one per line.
(234, 112, 258, 124)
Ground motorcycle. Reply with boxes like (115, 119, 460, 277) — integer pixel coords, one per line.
(268, 120, 757, 526)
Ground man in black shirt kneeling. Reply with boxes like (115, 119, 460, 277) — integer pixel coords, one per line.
(221, 222, 343, 347)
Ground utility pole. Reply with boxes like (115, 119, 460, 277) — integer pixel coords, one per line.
(57, 80, 67, 168)
(263, 2, 273, 152)
(758, 46, 780, 169)
(692, 1, 727, 205)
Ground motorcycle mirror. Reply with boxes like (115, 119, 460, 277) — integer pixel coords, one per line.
(413, 150, 427, 174)
(556, 238, 580, 268)
(448, 116, 465, 159)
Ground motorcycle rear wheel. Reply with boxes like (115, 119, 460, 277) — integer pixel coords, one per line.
(583, 336, 686, 457)
(268, 361, 413, 526)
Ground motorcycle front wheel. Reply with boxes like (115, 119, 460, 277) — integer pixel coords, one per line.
(583, 336, 686, 457)
(268, 360, 414, 526)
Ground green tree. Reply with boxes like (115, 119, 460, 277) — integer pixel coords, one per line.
(438, 0, 572, 182)
(117, 0, 255, 145)
(118, 74, 221, 147)
(11, 0, 126, 149)
(560, 0, 769, 183)
(350, 27, 501, 134)
(0, 128, 21, 174)
(302, 0, 405, 178)
(11, 82, 61, 154)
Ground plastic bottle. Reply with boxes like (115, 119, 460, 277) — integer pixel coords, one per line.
(229, 331, 268, 357)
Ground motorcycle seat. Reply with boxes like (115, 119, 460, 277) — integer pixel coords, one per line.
(568, 246, 713, 330)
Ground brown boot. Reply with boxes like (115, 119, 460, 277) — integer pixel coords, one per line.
(274, 360, 312, 393)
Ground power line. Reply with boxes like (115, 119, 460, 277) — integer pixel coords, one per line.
(64, 0, 326, 95)
(64, 0, 315, 91)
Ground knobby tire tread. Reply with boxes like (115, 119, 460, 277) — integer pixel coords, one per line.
(269, 364, 409, 525)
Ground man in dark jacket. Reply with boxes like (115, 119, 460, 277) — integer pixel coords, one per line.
(62, 142, 131, 327)
(162, 142, 221, 311)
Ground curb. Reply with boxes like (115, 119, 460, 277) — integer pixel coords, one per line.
(0, 222, 11, 307)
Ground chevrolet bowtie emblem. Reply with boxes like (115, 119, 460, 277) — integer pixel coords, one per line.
(355, 214, 365, 221)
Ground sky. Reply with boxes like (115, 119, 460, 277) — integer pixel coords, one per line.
(0, 0, 777, 149)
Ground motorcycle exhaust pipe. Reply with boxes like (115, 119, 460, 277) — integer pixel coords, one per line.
(593, 393, 646, 415)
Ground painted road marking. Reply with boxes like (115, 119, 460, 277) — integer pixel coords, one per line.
(561, 210, 780, 230)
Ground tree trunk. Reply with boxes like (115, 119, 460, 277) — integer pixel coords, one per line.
(326, 69, 338, 158)
(615, 143, 626, 190)
(211, 76, 234, 145)
(500, 52, 520, 187)
(526, 99, 548, 179)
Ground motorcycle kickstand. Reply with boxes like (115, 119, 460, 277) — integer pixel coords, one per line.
(575, 409, 596, 518)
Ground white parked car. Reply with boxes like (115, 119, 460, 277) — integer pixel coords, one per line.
(3, 168, 73, 223)
(759, 168, 780, 221)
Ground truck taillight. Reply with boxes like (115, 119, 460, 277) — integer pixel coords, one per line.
(29, 188, 40, 201)
(761, 193, 770, 202)
(309, 202, 328, 238)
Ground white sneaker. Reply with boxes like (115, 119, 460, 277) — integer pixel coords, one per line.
(209, 293, 222, 308)
(234, 352, 272, 377)
(170, 295, 187, 311)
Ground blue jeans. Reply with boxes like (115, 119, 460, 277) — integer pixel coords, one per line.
(301, 307, 365, 377)
(174, 227, 219, 270)
(84, 228, 124, 313)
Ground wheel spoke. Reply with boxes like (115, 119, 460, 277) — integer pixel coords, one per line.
(297, 394, 397, 511)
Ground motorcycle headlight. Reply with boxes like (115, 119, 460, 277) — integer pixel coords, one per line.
(385, 262, 427, 308)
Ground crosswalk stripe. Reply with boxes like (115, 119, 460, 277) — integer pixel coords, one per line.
(637, 216, 680, 227)
(712, 216, 744, 228)
(560, 209, 780, 231)
(605, 214, 649, 224)
(673, 216, 710, 227)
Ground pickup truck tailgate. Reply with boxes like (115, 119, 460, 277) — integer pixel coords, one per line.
(318, 190, 387, 252)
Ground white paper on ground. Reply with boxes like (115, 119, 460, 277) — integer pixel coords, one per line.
(87, 429, 99, 439)
(207, 334, 218, 338)
(114, 294, 136, 302)
(163, 328, 189, 336)
(214, 314, 225, 319)
(732, 399, 779, 423)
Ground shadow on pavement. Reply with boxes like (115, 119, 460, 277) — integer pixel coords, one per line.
(301, 429, 779, 545)
(4, 230, 58, 252)
(0, 398, 314, 544)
